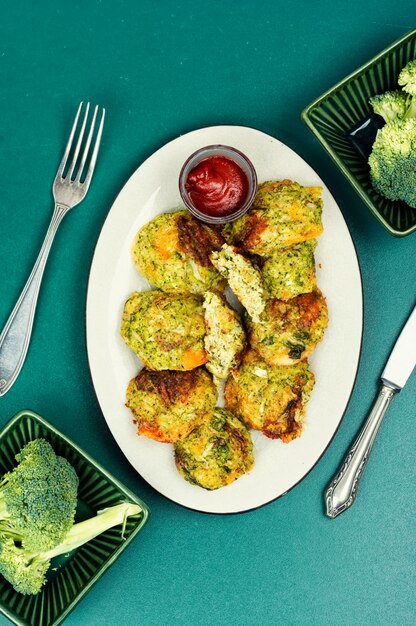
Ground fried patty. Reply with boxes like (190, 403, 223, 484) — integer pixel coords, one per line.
(261, 240, 317, 301)
(174, 408, 254, 490)
(121, 290, 207, 370)
(132, 211, 225, 294)
(224, 350, 315, 442)
(126, 368, 217, 443)
(246, 290, 328, 366)
(224, 180, 323, 255)
(210, 244, 266, 322)
(203, 291, 246, 380)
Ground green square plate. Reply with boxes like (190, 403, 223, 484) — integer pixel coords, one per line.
(0, 410, 150, 626)
(302, 29, 416, 236)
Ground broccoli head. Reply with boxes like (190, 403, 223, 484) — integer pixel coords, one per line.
(0, 439, 78, 552)
(0, 535, 50, 595)
(398, 59, 416, 95)
(369, 91, 409, 122)
(0, 502, 142, 595)
(368, 118, 416, 207)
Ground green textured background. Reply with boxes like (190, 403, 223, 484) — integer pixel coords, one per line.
(0, 1, 415, 625)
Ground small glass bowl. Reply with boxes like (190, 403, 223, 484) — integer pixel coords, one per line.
(179, 144, 257, 224)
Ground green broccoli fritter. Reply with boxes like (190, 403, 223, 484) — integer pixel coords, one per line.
(368, 118, 416, 207)
(0, 439, 78, 552)
(174, 408, 254, 490)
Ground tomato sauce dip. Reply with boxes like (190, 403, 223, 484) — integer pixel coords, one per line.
(184, 155, 249, 217)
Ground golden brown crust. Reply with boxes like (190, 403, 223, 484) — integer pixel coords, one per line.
(133, 369, 200, 408)
(231, 211, 268, 252)
(131, 211, 225, 294)
(176, 213, 224, 268)
(262, 377, 306, 442)
(225, 179, 323, 255)
(295, 291, 324, 328)
(126, 367, 217, 443)
(246, 289, 328, 366)
(224, 350, 315, 443)
(267, 290, 323, 331)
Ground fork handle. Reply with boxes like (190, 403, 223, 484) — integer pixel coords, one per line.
(0, 203, 68, 396)
(325, 383, 396, 518)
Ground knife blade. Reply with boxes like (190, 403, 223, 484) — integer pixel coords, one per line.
(381, 304, 416, 389)
(325, 304, 416, 518)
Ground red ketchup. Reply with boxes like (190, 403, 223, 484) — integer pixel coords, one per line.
(185, 156, 249, 217)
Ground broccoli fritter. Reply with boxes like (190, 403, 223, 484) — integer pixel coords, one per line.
(132, 211, 225, 294)
(126, 368, 217, 442)
(224, 350, 315, 442)
(261, 240, 317, 301)
(174, 408, 254, 490)
(246, 290, 328, 366)
(210, 244, 265, 322)
(121, 291, 207, 370)
(223, 180, 323, 255)
(203, 291, 246, 379)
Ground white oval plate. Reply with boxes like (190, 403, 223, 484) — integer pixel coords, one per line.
(86, 126, 363, 514)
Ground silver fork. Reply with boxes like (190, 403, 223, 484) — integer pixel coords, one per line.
(0, 102, 105, 397)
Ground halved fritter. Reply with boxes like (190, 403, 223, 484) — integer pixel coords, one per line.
(224, 350, 315, 442)
(126, 368, 217, 443)
(261, 240, 317, 301)
(203, 291, 246, 380)
(210, 244, 265, 322)
(132, 211, 225, 294)
(174, 408, 254, 490)
(121, 291, 207, 370)
(246, 289, 328, 366)
(224, 180, 323, 255)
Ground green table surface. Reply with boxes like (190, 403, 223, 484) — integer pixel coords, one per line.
(1, 2, 415, 625)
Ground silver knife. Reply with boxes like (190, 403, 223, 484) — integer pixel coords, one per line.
(325, 304, 416, 518)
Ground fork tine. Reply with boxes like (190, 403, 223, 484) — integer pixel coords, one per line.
(83, 108, 105, 190)
(74, 105, 98, 183)
(67, 102, 90, 180)
(55, 102, 83, 179)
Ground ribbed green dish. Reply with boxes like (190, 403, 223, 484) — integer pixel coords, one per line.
(0, 410, 150, 626)
(302, 29, 416, 236)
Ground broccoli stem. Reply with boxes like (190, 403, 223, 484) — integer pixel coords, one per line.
(404, 96, 416, 119)
(37, 502, 141, 561)
(0, 492, 10, 520)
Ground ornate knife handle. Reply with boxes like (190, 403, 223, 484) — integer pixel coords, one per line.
(325, 384, 396, 518)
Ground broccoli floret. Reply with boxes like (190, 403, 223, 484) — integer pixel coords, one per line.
(0, 502, 142, 595)
(368, 118, 416, 207)
(366, 60, 416, 206)
(0, 535, 50, 595)
(0, 439, 78, 552)
(398, 60, 416, 95)
(369, 91, 409, 122)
